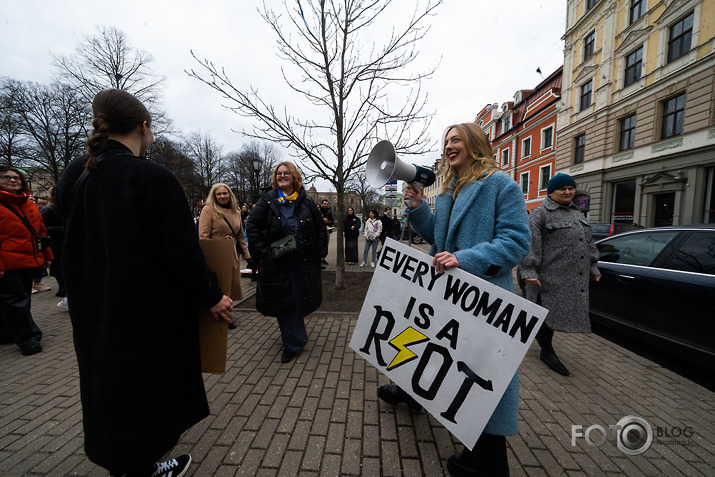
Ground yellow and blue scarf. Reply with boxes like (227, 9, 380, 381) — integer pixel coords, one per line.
(276, 189, 299, 205)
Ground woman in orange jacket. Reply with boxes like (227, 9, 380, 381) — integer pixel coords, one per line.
(0, 165, 53, 355)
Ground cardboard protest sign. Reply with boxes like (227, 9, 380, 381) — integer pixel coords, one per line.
(349, 239, 548, 449)
(198, 239, 234, 374)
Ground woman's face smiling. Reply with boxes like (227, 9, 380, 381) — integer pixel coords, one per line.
(276, 166, 295, 193)
(444, 128, 470, 176)
(215, 187, 230, 206)
(0, 171, 22, 194)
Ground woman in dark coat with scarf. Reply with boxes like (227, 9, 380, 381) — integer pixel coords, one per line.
(343, 207, 361, 263)
(518, 173, 600, 377)
(246, 161, 328, 364)
(56, 89, 233, 477)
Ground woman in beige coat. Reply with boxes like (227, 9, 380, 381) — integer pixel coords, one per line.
(199, 183, 250, 328)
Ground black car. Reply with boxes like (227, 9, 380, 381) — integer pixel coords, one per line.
(590, 226, 715, 368)
(590, 222, 644, 241)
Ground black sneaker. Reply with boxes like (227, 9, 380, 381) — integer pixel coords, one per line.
(151, 454, 191, 477)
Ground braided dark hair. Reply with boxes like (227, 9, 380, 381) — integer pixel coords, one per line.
(85, 89, 151, 172)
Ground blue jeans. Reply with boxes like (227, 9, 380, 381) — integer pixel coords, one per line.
(363, 238, 379, 263)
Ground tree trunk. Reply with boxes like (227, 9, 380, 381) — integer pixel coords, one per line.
(334, 184, 346, 289)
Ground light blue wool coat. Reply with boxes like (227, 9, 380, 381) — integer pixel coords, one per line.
(409, 170, 531, 436)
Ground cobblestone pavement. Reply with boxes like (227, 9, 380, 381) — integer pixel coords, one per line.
(1, 234, 713, 476)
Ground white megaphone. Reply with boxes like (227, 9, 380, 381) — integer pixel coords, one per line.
(366, 140, 436, 189)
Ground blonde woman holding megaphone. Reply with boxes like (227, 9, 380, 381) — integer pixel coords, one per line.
(377, 122, 531, 477)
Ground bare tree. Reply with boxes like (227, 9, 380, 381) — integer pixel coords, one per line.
(148, 137, 205, 212)
(53, 26, 170, 132)
(0, 79, 30, 168)
(346, 170, 380, 218)
(183, 131, 226, 198)
(188, 0, 441, 288)
(13, 81, 90, 190)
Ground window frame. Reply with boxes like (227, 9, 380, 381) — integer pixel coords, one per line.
(620, 114, 637, 151)
(624, 46, 643, 87)
(539, 164, 551, 190)
(501, 148, 510, 167)
(667, 12, 694, 63)
(541, 126, 554, 150)
(584, 30, 596, 60)
(574, 134, 586, 164)
(520, 172, 529, 195)
(580, 80, 593, 110)
(661, 93, 686, 139)
(629, 0, 645, 25)
(586, 0, 597, 12)
(521, 137, 531, 158)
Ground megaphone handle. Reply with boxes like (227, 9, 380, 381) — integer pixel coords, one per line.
(404, 182, 423, 208)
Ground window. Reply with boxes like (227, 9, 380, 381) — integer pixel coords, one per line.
(542, 126, 554, 149)
(661, 93, 685, 138)
(586, 0, 597, 11)
(624, 47, 643, 87)
(501, 149, 510, 166)
(580, 80, 593, 110)
(630, 0, 645, 24)
(668, 12, 694, 63)
(597, 231, 679, 266)
(611, 179, 636, 223)
(584, 31, 595, 60)
(539, 165, 551, 190)
(503, 116, 511, 131)
(520, 173, 529, 194)
(620, 114, 636, 151)
(574, 134, 586, 164)
(666, 232, 715, 275)
(705, 168, 715, 223)
(522, 137, 531, 158)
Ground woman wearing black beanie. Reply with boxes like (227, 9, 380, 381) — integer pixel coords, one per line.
(518, 173, 601, 376)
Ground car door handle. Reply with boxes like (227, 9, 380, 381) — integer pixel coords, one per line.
(617, 274, 635, 282)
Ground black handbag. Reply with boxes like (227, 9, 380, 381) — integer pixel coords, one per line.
(270, 234, 298, 259)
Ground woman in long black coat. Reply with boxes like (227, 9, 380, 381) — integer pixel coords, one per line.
(56, 89, 233, 477)
(343, 207, 361, 263)
(246, 161, 328, 364)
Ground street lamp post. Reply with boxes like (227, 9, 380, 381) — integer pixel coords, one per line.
(251, 157, 264, 205)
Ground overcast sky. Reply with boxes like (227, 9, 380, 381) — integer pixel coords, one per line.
(1, 0, 566, 191)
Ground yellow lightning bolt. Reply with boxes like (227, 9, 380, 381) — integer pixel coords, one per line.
(387, 327, 429, 370)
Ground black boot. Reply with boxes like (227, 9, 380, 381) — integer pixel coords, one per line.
(377, 384, 422, 411)
(540, 351, 569, 376)
(447, 433, 509, 477)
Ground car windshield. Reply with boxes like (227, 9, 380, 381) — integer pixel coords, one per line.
(597, 231, 680, 266)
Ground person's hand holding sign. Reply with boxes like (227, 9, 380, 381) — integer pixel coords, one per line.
(433, 251, 459, 273)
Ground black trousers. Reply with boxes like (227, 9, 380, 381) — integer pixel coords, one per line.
(0, 268, 43, 348)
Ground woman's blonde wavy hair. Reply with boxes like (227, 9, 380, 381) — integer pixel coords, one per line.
(440, 123, 499, 199)
(205, 183, 239, 217)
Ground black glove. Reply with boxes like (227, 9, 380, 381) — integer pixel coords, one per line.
(246, 258, 256, 270)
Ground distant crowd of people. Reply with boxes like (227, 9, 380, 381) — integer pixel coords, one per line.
(0, 90, 601, 477)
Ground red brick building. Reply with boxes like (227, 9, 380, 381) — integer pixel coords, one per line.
(476, 67, 563, 212)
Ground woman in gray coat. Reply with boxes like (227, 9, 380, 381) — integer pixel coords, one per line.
(518, 173, 600, 376)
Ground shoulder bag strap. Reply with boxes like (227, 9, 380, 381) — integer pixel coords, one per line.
(222, 216, 237, 238)
(0, 199, 37, 236)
